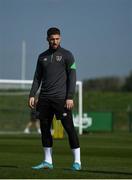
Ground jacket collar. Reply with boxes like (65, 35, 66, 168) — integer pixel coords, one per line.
(48, 46, 61, 53)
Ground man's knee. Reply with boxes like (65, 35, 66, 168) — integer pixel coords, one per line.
(61, 113, 75, 131)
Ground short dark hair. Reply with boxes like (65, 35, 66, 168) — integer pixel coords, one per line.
(47, 27, 60, 37)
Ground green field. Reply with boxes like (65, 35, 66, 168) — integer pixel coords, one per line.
(1, 91, 132, 132)
(0, 91, 132, 178)
(0, 133, 132, 179)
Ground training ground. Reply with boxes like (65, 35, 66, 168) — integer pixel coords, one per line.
(0, 132, 132, 179)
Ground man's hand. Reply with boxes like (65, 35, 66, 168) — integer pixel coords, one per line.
(65, 99, 74, 110)
(28, 97, 35, 109)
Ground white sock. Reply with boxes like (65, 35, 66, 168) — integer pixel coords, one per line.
(24, 128, 30, 133)
(72, 148, 81, 165)
(37, 128, 41, 134)
(44, 147, 52, 164)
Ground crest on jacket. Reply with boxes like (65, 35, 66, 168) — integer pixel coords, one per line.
(56, 56, 62, 62)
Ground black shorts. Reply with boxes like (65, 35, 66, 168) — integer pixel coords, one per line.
(37, 97, 70, 120)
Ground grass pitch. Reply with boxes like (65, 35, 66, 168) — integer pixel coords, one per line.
(0, 132, 132, 179)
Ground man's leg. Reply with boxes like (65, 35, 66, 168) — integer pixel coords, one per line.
(40, 115, 53, 164)
(51, 98, 81, 170)
(32, 98, 54, 169)
(61, 109, 81, 170)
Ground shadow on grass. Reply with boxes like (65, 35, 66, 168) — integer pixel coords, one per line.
(88, 169, 132, 176)
(0, 165, 18, 168)
(63, 168, 132, 176)
(1, 165, 132, 177)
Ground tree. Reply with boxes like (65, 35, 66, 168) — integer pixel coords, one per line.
(122, 71, 132, 91)
(83, 76, 123, 91)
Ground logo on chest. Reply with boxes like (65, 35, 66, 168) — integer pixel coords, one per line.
(56, 55, 62, 62)
(43, 58, 47, 61)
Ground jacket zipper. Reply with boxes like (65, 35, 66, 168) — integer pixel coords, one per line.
(51, 54, 53, 63)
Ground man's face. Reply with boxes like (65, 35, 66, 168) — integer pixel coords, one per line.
(47, 34, 61, 49)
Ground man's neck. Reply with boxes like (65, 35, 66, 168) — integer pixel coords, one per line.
(49, 46, 60, 53)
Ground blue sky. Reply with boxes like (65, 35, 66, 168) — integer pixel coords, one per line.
(0, 0, 131, 80)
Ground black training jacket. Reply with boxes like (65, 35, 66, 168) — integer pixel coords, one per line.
(29, 46, 76, 99)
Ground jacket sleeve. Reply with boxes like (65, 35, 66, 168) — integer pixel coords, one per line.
(65, 51, 76, 99)
(29, 57, 42, 97)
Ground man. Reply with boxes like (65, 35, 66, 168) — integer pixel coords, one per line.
(24, 97, 41, 134)
(28, 27, 81, 170)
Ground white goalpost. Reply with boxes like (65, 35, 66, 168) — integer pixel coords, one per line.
(0, 79, 83, 135)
